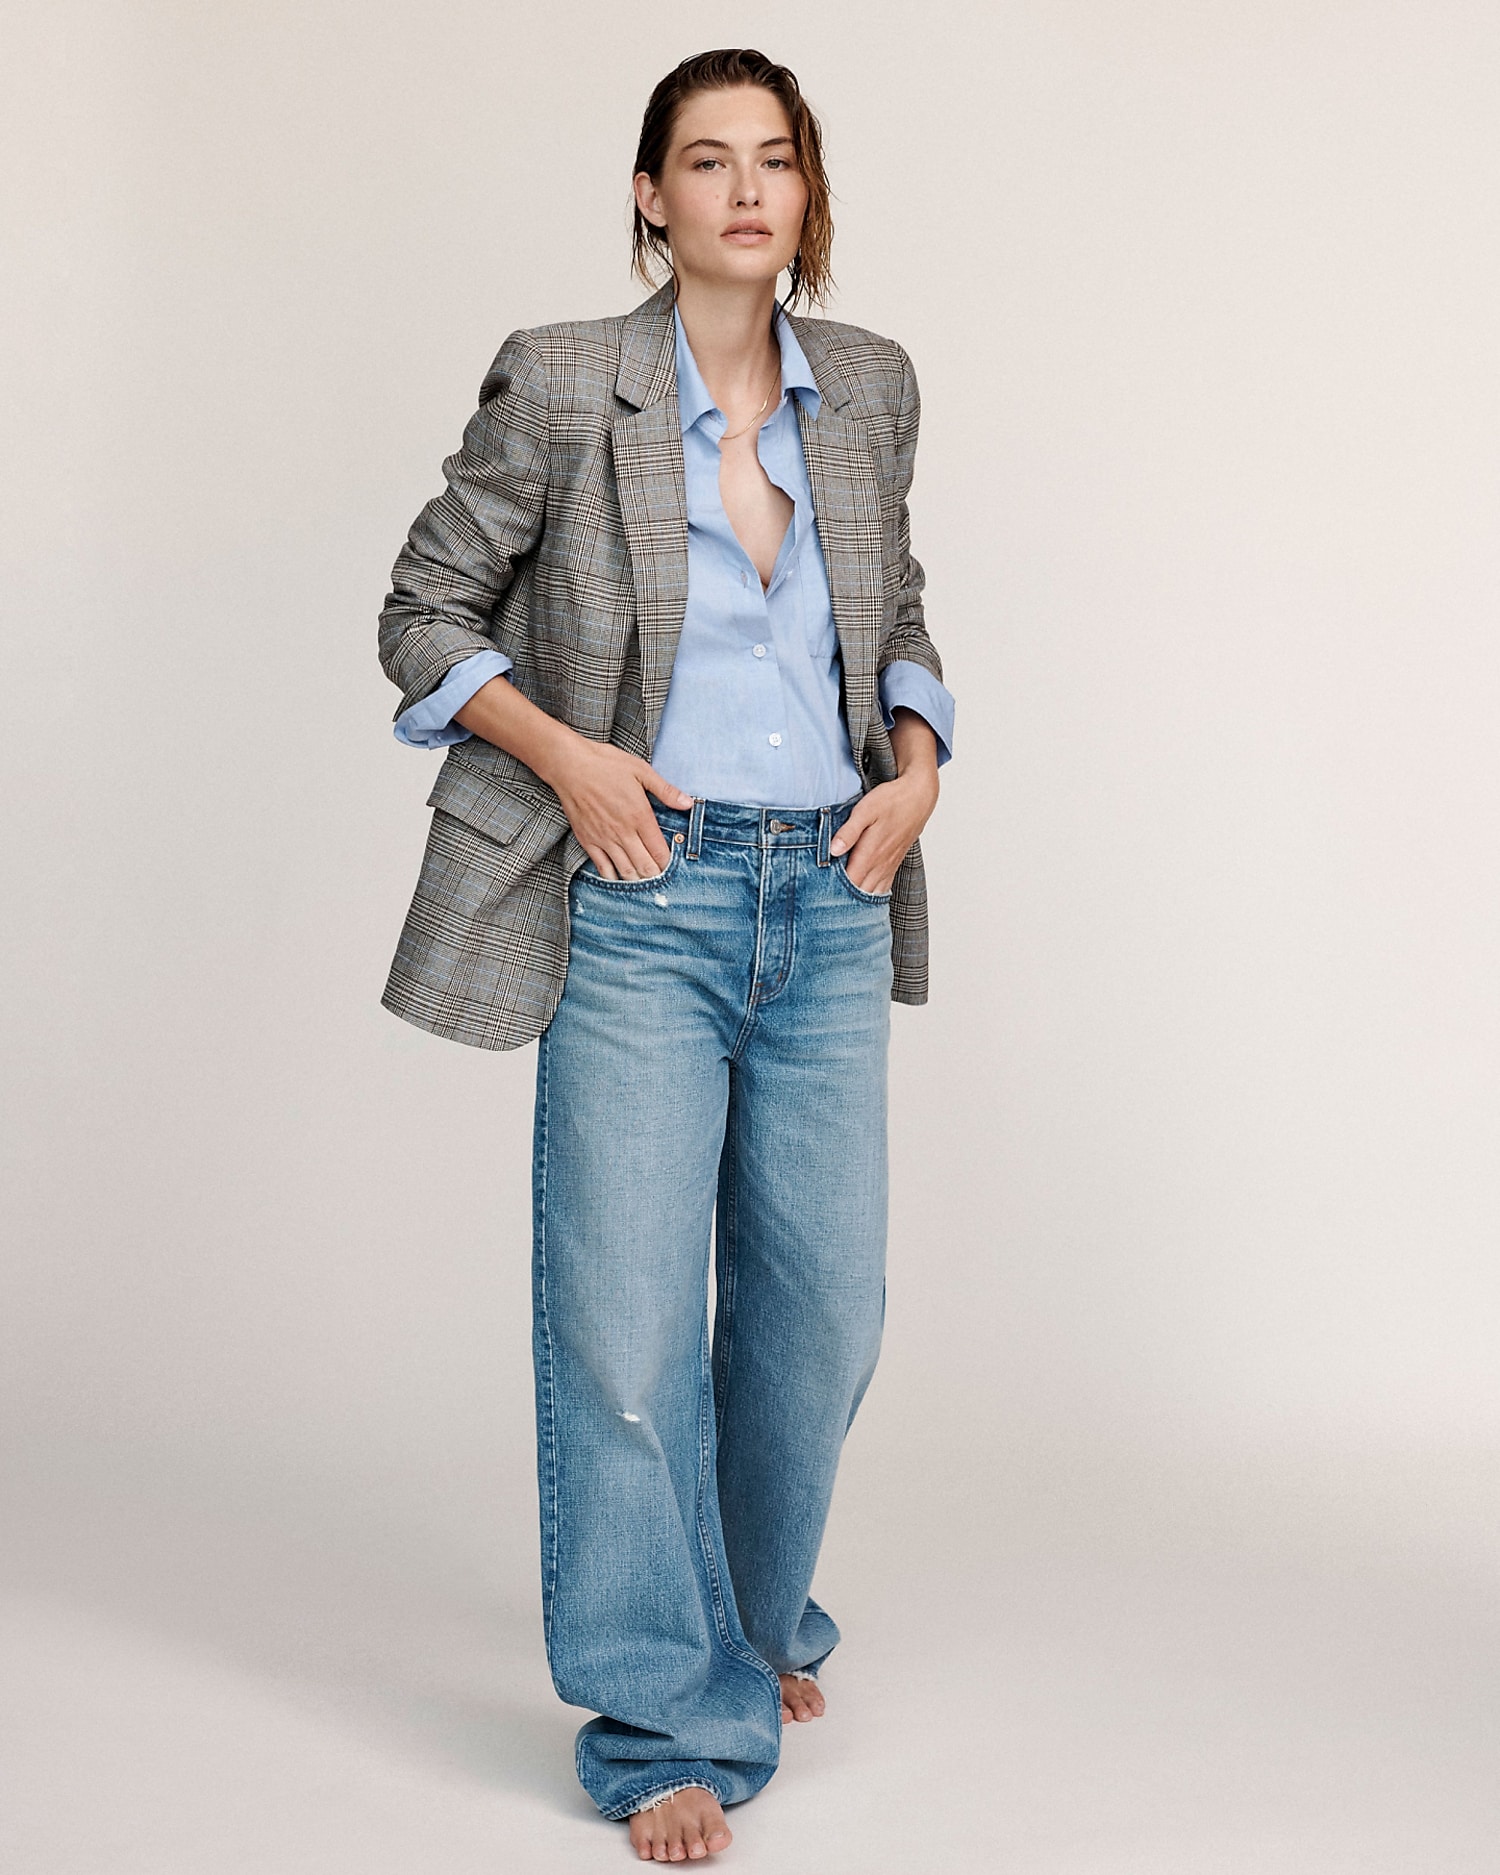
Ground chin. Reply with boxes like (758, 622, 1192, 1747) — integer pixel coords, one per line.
(709, 254, 794, 289)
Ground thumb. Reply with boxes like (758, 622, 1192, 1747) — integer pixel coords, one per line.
(640, 764, 695, 810)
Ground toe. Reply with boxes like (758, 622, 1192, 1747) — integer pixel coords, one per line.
(779, 1672, 823, 1722)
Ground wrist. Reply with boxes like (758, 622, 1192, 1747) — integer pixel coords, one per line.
(528, 717, 587, 792)
(892, 756, 939, 795)
(887, 706, 940, 782)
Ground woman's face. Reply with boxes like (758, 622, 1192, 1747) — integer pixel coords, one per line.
(635, 85, 808, 293)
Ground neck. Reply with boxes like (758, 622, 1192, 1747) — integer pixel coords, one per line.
(671, 275, 783, 407)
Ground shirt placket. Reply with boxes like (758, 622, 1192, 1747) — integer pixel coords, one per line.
(751, 399, 802, 763)
(701, 397, 799, 771)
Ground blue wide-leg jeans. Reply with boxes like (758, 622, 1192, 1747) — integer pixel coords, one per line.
(531, 790, 894, 1820)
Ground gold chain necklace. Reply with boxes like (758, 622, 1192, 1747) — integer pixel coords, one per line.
(718, 363, 782, 442)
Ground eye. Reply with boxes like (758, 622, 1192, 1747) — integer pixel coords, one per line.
(693, 157, 723, 171)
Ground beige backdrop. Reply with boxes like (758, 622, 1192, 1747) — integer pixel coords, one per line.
(4, 3, 1498, 1870)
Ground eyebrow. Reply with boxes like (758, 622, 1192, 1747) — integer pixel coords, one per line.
(677, 136, 796, 154)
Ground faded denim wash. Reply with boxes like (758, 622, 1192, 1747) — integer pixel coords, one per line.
(532, 789, 892, 1819)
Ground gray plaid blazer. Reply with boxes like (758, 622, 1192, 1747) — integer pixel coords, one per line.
(378, 279, 947, 1051)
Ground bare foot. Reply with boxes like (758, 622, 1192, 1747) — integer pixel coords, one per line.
(779, 1673, 826, 1724)
(627, 1787, 732, 1862)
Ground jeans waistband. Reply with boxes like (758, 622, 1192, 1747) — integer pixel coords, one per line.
(650, 790, 865, 860)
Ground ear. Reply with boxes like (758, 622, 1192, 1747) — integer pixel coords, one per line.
(632, 171, 667, 229)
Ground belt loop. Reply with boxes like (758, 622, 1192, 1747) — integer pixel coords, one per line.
(687, 796, 706, 860)
(817, 804, 831, 866)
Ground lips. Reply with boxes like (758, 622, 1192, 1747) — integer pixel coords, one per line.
(723, 221, 772, 237)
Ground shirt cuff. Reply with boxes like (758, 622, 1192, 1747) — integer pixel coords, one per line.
(878, 660, 954, 766)
(393, 650, 514, 749)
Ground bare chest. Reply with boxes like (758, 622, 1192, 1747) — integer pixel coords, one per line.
(716, 432, 794, 592)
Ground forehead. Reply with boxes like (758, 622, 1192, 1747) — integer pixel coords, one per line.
(669, 84, 794, 151)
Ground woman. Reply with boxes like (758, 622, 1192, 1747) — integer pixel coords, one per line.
(378, 49, 954, 1863)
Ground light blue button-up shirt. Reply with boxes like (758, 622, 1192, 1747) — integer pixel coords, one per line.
(394, 305, 954, 805)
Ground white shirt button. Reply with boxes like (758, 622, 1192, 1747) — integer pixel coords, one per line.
(752, 644, 767, 657)
(768, 733, 782, 747)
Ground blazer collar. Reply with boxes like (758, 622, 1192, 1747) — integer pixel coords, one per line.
(614, 279, 855, 414)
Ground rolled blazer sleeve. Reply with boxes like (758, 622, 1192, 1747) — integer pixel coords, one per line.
(879, 342, 945, 688)
(392, 647, 515, 748)
(378, 329, 550, 719)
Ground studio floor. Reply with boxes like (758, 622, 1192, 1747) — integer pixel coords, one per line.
(3, 1438, 1495, 1874)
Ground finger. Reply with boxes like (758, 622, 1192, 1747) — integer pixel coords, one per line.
(828, 812, 868, 857)
(845, 841, 894, 894)
(641, 765, 695, 810)
(624, 830, 670, 878)
(587, 846, 620, 881)
(635, 818, 674, 873)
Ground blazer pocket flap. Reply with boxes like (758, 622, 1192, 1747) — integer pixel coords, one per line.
(426, 754, 567, 849)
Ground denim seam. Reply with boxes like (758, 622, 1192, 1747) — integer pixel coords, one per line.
(574, 841, 684, 891)
(534, 1033, 560, 1644)
(694, 1313, 738, 1656)
(694, 1352, 753, 1671)
(729, 847, 771, 1060)
(692, 1243, 778, 1713)
(696, 835, 817, 848)
(712, 1078, 741, 1430)
(748, 847, 799, 1007)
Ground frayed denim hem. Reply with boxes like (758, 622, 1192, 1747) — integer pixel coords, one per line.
(615, 1780, 722, 1821)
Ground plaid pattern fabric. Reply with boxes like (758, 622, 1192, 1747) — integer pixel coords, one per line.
(379, 280, 947, 1051)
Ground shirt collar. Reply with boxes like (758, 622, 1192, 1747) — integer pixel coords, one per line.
(672, 301, 823, 435)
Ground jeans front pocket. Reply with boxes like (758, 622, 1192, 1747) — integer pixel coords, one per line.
(574, 834, 686, 892)
(831, 851, 893, 906)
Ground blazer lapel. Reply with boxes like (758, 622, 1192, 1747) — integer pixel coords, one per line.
(612, 282, 689, 757)
(786, 312, 884, 764)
